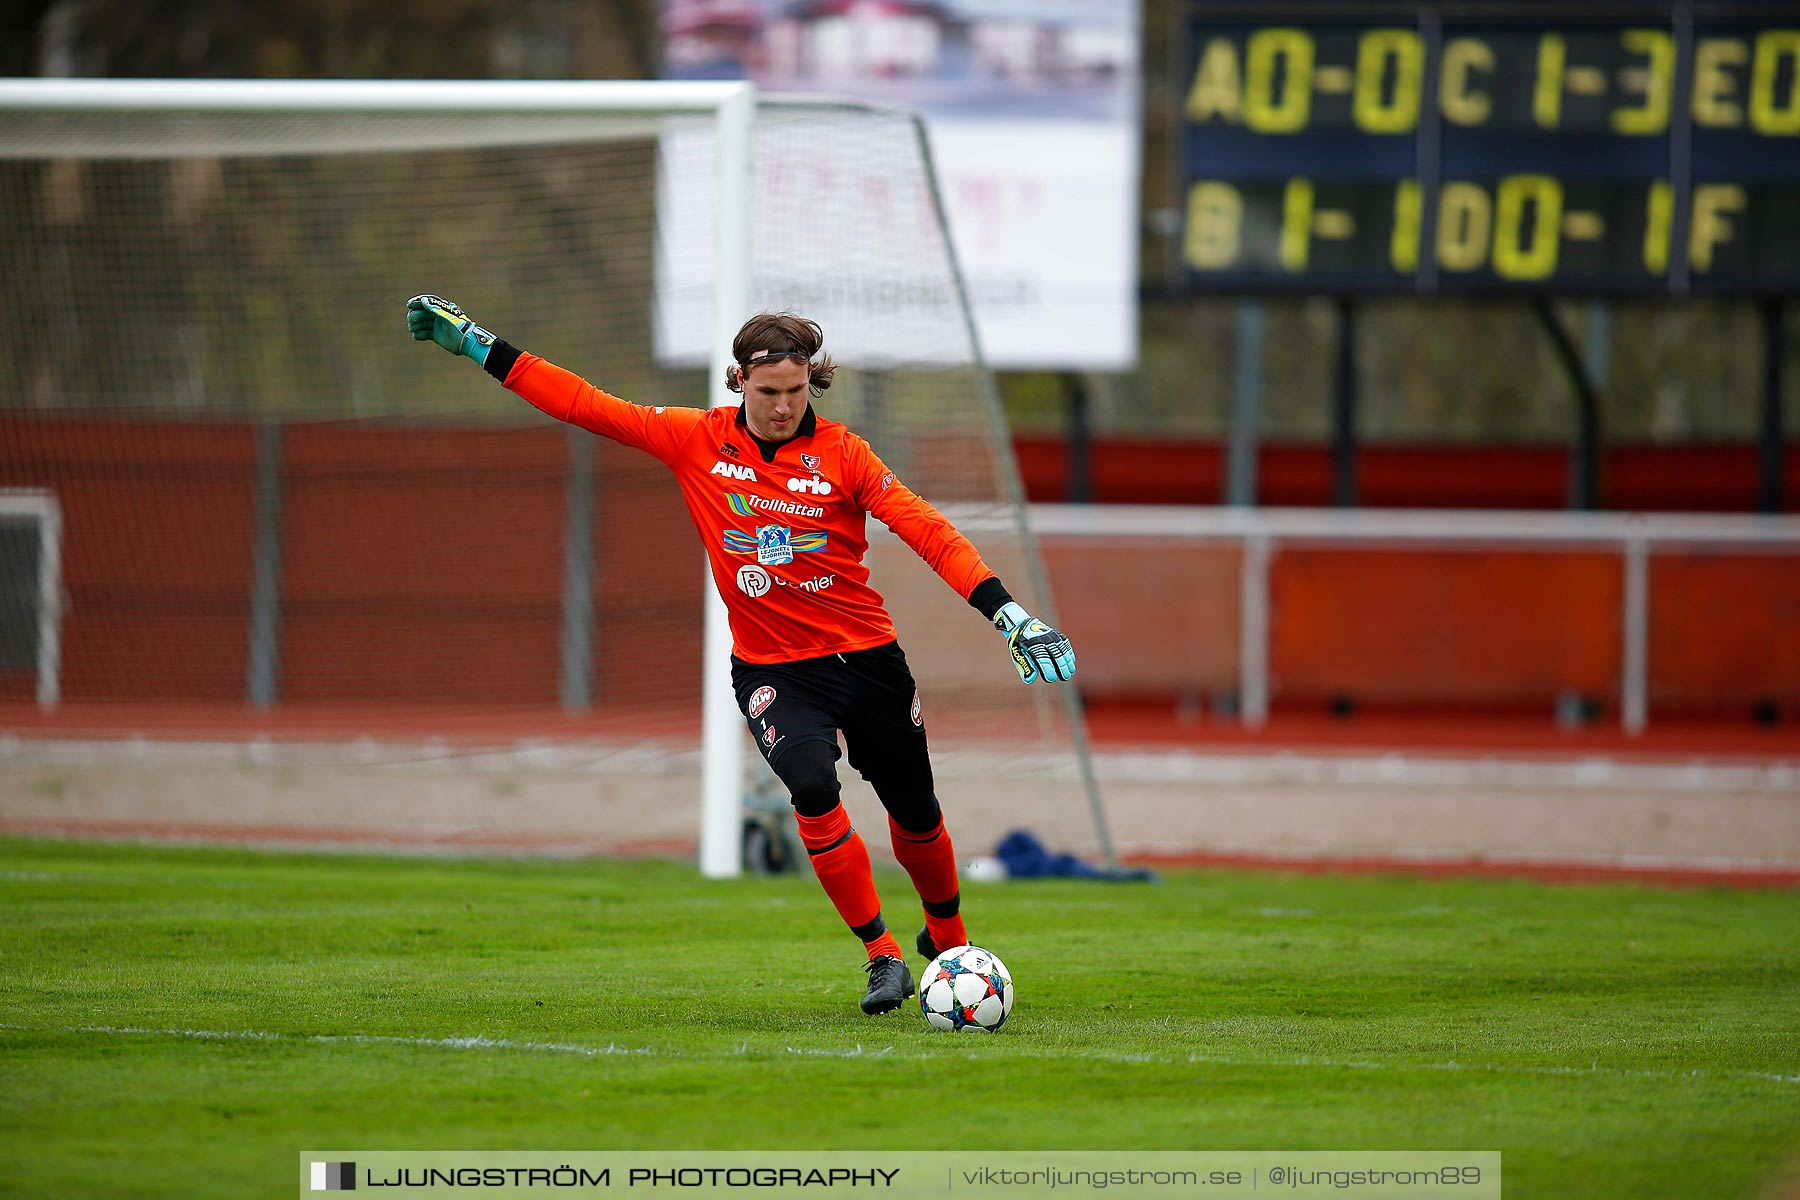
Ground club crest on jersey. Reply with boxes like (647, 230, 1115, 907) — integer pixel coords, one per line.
(800, 453, 821, 472)
(756, 524, 793, 565)
(748, 686, 776, 718)
(722, 526, 827, 558)
(762, 725, 780, 748)
(911, 689, 923, 727)
(881, 471, 895, 491)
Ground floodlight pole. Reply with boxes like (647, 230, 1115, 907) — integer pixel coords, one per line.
(1761, 301, 1785, 515)
(1331, 297, 1358, 508)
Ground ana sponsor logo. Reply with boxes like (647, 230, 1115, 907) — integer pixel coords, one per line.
(711, 460, 757, 481)
(788, 475, 832, 496)
(735, 564, 772, 597)
(911, 689, 923, 727)
(748, 686, 777, 718)
(800, 453, 822, 472)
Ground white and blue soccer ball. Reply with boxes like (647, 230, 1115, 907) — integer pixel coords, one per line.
(919, 945, 1013, 1032)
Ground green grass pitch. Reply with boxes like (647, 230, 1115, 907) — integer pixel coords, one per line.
(2, 837, 1797, 1199)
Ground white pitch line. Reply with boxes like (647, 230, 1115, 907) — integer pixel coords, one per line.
(0, 1024, 659, 1058)
(781, 1043, 895, 1058)
(4, 1022, 1794, 1087)
(1179, 1052, 1800, 1087)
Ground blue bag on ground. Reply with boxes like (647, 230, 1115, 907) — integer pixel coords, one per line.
(995, 829, 1157, 882)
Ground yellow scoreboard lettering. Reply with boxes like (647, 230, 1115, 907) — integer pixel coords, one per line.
(1643, 181, 1672, 274)
(1280, 178, 1315, 270)
(1690, 184, 1747, 270)
(1438, 182, 1491, 271)
(1492, 175, 1563, 280)
(1441, 38, 1495, 126)
(1693, 38, 1748, 127)
(1750, 30, 1800, 134)
(1534, 34, 1567, 129)
(1391, 179, 1422, 272)
(1178, 20, 1798, 292)
(1353, 29, 1422, 133)
(1185, 37, 1242, 124)
(1612, 29, 1673, 134)
(1245, 28, 1315, 133)
(1185, 182, 1244, 269)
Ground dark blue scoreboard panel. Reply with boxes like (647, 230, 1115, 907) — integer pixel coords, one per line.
(1179, 5, 1800, 295)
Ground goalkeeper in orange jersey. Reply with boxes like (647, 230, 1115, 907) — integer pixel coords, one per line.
(407, 295, 1077, 1015)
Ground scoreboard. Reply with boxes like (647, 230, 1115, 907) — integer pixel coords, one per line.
(1178, 4, 1800, 295)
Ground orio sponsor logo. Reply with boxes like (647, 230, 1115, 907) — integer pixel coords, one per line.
(735, 565, 772, 597)
(910, 689, 923, 727)
(747, 686, 777, 718)
(711, 460, 756, 481)
(788, 475, 832, 496)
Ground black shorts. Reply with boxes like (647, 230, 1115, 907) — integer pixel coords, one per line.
(731, 640, 929, 781)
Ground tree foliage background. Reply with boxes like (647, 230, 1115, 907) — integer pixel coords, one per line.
(2, 0, 1794, 444)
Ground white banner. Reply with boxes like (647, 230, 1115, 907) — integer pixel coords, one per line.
(660, 0, 1140, 370)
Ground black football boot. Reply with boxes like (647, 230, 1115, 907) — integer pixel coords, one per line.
(860, 955, 916, 1014)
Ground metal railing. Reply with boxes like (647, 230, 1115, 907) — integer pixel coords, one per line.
(1029, 504, 1800, 733)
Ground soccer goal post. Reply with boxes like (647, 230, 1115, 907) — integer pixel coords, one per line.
(0, 78, 1110, 874)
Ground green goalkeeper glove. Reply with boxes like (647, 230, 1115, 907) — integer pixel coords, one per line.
(406, 294, 497, 366)
(993, 601, 1077, 684)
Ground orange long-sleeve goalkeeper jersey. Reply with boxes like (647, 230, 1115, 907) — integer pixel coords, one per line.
(497, 349, 998, 664)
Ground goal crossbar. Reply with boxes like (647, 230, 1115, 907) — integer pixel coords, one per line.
(0, 78, 753, 115)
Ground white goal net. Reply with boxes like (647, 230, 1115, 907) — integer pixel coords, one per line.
(0, 80, 1110, 870)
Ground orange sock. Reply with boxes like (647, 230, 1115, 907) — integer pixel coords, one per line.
(796, 805, 897, 959)
(889, 815, 967, 952)
(863, 931, 904, 961)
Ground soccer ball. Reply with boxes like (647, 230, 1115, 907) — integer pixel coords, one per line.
(919, 945, 1013, 1032)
